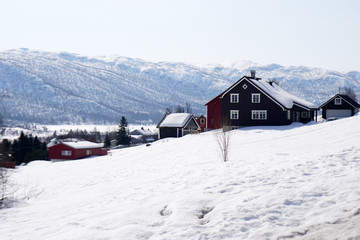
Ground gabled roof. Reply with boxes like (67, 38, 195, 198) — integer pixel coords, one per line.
(320, 94, 360, 108)
(206, 76, 317, 110)
(130, 128, 154, 136)
(48, 139, 104, 149)
(157, 113, 200, 129)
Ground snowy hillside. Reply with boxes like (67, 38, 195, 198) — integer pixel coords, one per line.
(1, 48, 359, 124)
(1, 116, 360, 239)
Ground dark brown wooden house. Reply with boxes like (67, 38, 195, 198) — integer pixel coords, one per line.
(157, 113, 200, 139)
(320, 94, 360, 120)
(206, 71, 318, 129)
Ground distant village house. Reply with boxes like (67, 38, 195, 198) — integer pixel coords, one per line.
(47, 139, 107, 161)
(157, 113, 200, 139)
(195, 115, 206, 132)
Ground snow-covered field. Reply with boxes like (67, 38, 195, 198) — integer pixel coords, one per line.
(1, 116, 360, 239)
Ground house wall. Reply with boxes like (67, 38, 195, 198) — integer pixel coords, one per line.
(322, 97, 355, 119)
(196, 116, 206, 132)
(159, 127, 179, 139)
(48, 143, 107, 160)
(292, 105, 315, 123)
(221, 79, 290, 127)
(206, 97, 222, 129)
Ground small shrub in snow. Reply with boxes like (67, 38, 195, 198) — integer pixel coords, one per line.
(216, 129, 231, 162)
(0, 167, 11, 208)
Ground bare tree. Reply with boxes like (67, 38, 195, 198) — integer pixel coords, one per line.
(164, 107, 173, 116)
(0, 167, 10, 208)
(175, 105, 185, 113)
(185, 102, 192, 114)
(342, 87, 358, 102)
(216, 129, 231, 162)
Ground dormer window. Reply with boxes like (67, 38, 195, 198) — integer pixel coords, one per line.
(230, 93, 239, 103)
(252, 93, 260, 103)
(335, 97, 342, 105)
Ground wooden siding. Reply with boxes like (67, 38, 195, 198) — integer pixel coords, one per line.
(158, 116, 200, 139)
(321, 96, 357, 119)
(196, 116, 206, 132)
(206, 96, 222, 129)
(221, 79, 291, 127)
(159, 127, 179, 139)
(48, 143, 107, 161)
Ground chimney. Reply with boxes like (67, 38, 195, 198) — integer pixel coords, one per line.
(250, 70, 256, 79)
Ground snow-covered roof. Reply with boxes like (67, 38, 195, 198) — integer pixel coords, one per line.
(62, 140, 104, 149)
(250, 78, 317, 109)
(220, 76, 317, 110)
(131, 128, 154, 136)
(158, 113, 192, 128)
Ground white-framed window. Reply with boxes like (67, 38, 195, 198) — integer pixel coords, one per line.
(335, 97, 342, 105)
(287, 110, 291, 120)
(86, 150, 92, 155)
(200, 118, 205, 124)
(252, 110, 267, 120)
(252, 93, 260, 103)
(243, 84, 248, 90)
(230, 93, 239, 103)
(301, 111, 309, 118)
(230, 110, 239, 119)
(61, 150, 72, 156)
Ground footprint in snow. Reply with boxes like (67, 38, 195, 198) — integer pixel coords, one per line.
(160, 205, 172, 217)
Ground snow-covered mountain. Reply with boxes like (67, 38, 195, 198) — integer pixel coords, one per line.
(0, 48, 359, 124)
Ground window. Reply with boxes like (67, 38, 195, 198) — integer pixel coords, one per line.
(335, 97, 342, 105)
(86, 150, 92, 155)
(252, 110, 267, 120)
(61, 150, 72, 156)
(252, 93, 260, 103)
(230, 93, 239, 103)
(242, 84, 248, 90)
(287, 110, 291, 120)
(230, 110, 239, 119)
(200, 118, 205, 124)
(301, 112, 309, 118)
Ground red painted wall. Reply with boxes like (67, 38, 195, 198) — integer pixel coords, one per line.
(206, 96, 222, 130)
(48, 143, 107, 160)
(196, 115, 207, 132)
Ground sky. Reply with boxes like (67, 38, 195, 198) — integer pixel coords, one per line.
(1, 0, 360, 72)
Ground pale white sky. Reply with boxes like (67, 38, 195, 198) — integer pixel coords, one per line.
(1, 0, 360, 71)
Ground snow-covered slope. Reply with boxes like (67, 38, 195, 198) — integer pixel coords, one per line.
(1, 116, 360, 239)
(1, 48, 359, 124)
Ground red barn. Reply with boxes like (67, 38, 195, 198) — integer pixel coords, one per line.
(195, 115, 207, 132)
(47, 139, 107, 161)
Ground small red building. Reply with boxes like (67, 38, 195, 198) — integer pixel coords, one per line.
(195, 115, 207, 132)
(47, 139, 107, 161)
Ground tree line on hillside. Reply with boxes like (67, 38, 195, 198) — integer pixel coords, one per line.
(0, 132, 48, 165)
(164, 102, 192, 116)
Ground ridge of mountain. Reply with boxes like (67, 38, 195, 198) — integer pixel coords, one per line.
(0, 48, 359, 124)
